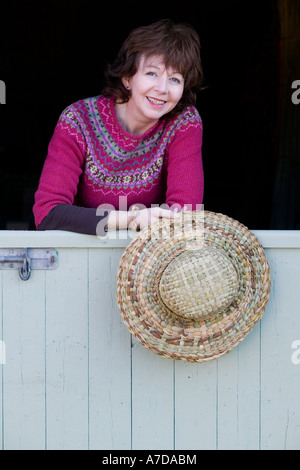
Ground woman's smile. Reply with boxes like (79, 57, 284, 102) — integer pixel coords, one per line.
(146, 96, 168, 106)
(116, 55, 184, 135)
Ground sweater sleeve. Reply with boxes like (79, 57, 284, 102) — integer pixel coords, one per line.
(165, 109, 204, 211)
(33, 109, 88, 229)
(37, 204, 110, 236)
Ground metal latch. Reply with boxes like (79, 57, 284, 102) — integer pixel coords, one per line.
(0, 248, 58, 281)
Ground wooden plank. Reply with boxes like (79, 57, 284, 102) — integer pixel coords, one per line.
(45, 248, 89, 450)
(216, 349, 239, 450)
(174, 360, 217, 450)
(88, 248, 131, 450)
(2, 269, 46, 450)
(0, 230, 134, 248)
(217, 324, 260, 450)
(1, 230, 300, 249)
(261, 249, 300, 449)
(0, 271, 3, 450)
(0, 232, 299, 450)
(174, 304, 261, 451)
(131, 340, 174, 450)
(233, 325, 261, 450)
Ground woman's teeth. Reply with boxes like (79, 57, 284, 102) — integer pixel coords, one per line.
(147, 97, 166, 105)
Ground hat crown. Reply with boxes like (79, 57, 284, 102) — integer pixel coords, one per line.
(159, 247, 239, 320)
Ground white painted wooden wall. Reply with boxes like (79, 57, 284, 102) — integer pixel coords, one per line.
(0, 229, 300, 450)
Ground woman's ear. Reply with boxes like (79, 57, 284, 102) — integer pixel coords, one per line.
(122, 77, 131, 91)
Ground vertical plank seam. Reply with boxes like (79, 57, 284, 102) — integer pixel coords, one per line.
(44, 270, 47, 450)
(87, 248, 90, 450)
(173, 360, 175, 450)
(1, 273, 3, 450)
(216, 360, 219, 450)
(237, 348, 240, 448)
(259, 320, 262, 450)
(130, 334, 133, 450)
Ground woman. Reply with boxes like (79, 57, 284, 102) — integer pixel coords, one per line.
(33, 19, 204, 236)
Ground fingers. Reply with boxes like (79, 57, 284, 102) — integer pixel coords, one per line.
(129, 207, 184, 232)
(131, 208, 180, 231)
(150, 207, 181, 219)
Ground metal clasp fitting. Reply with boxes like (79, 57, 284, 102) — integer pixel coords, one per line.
(0, 248, 58, 281)
(19, 248, 31, 281)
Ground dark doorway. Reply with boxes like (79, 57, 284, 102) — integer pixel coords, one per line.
(0, 0, 299, 230)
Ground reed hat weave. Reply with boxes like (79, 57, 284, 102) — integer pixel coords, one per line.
(116, 211, 271, 362)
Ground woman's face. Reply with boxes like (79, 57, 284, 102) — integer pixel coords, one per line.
(123, 55, 184, 131)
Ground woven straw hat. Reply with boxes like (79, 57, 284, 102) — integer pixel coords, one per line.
(116, 211, 271, 362)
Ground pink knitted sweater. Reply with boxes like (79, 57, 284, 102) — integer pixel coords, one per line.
(33, 95, 204, 232)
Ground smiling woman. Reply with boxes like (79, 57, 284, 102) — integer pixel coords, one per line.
(33, 19, 205, 236)
(114, 56, 185, 135)
(104, 19, 203, 119)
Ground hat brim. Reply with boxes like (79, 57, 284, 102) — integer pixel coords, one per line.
(116, 211, 271, 362)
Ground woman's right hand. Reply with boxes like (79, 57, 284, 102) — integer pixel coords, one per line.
(106, 207, 180, 231)
(129, 206, 180, 231)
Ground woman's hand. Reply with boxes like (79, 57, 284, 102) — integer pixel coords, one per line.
(106, 207, 180, 231)
(129, 207, 180, 231)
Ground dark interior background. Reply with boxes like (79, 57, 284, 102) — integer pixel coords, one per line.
(0, 0, 299, 230)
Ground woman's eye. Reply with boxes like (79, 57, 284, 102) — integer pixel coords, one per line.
(146, 71, 157, 77)
(170, 77, 181, 84)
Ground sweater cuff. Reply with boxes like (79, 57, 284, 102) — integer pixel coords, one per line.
(37, 204, 110, 236)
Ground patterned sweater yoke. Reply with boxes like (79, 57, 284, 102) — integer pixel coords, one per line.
(33, 95, 204, 228)
(60, 96, 202, 190)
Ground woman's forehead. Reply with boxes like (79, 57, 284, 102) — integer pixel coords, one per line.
(141, 55, 163, 66)
(139, 54, 182, 74)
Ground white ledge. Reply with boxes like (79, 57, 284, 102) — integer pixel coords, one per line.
(253, 230, 300, 248)
(0, 229, 300, 249)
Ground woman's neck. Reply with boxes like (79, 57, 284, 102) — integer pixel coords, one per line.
(115, 101, 158, 136)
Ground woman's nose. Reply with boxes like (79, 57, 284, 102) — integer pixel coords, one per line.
(155, 75, 169, 93)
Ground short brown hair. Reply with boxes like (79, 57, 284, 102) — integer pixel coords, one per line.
(102, 19, 204, 118)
